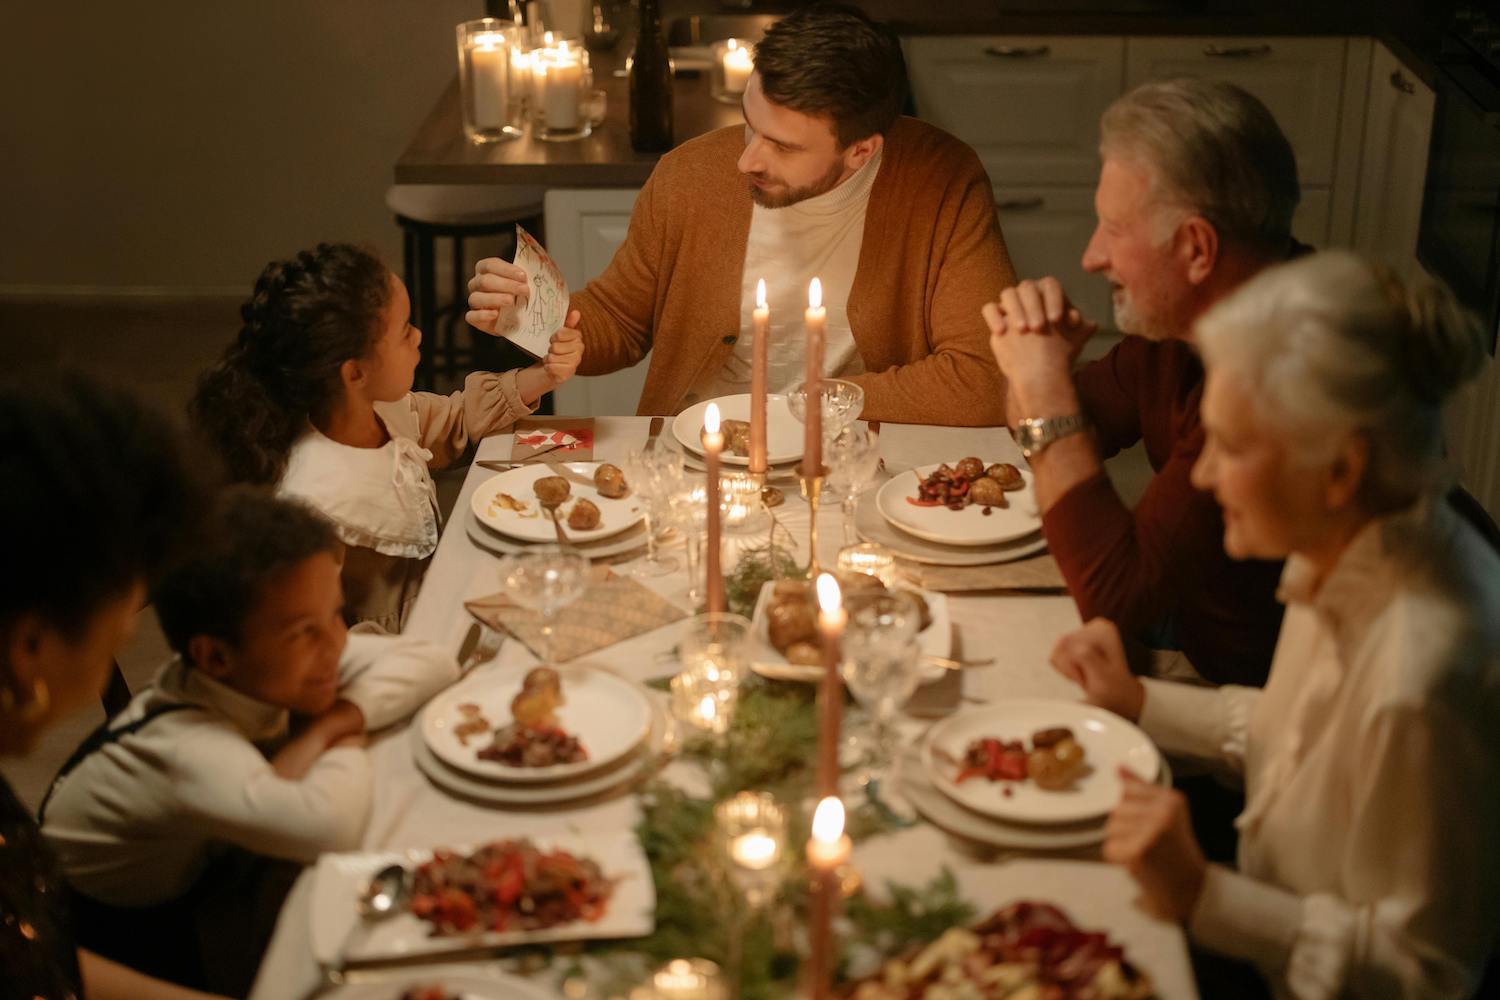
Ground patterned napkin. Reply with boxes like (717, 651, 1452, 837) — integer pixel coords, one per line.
(897, 552, 1067, 593)
(464, 566, 686, 662)
(512, 417, 595, 462)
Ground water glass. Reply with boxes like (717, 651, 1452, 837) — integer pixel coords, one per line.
(840, 591, 922, 786)
(786, 379, 865, 442)
(623, 444, 685, 577)
(825, 425, 880, 544)
(496, 544, 590, 665)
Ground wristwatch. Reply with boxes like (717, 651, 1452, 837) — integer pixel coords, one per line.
(1012, 414, 1090, 459)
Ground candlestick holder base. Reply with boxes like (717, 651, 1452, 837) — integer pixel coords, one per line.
(798, 468, 826, 578)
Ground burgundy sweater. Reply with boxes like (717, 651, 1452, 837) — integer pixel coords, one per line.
(1043, 337, 1284, 687)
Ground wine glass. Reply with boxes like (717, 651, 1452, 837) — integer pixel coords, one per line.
(623, 443, 685, 577)
(786, 379, 865, 444)
(496, 544, 591, 666)
(825, 426, 880, 544)
(839, 591, 922, 792)
(666, 478, 709, 605)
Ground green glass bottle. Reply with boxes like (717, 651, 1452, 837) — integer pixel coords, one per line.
(628, 0, 674, 152)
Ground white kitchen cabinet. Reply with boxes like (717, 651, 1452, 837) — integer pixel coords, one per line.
(1351, 43, 1435, 270)
(1125, 37, 1348, 186)
(903, 36, 1125, 186)
(992, 186, 1112, 330)
(1294, 185, 1333, 247)
(543, 188, 651, 416)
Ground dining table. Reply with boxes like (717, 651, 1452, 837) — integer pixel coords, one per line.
(248, 417, 1199, 1000)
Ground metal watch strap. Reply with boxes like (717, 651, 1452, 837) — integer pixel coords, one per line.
(1013, 414, 1090, 459)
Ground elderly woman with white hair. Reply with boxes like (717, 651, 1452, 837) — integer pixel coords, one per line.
(1051, 250, 1500, 999)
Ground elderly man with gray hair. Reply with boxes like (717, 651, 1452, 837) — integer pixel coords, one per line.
(984, 78, 1303, 689)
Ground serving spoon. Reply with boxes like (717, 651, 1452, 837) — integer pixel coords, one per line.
(316, 863, 410, 991)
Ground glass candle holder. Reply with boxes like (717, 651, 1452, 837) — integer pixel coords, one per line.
(457, 18, 524, 143)
(637, 958, 730, 1000)
(711, 38, 754, 103)
(836, 542, 896, 586)
(715, 791, 787, 906)
(678, 612, 751, 688)
(529, 39, 598, 140)
(719, 471, 766, 533)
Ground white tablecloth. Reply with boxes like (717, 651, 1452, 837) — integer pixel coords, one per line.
(249, 419, 1197, 999)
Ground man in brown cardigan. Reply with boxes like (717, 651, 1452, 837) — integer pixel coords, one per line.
(467, 5, 1014, 425)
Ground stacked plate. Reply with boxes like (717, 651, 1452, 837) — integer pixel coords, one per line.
(466, 461, 650, 561)
(858, 463, 1048, 566)
(902, 699, 1167, 851)
(411, 661, 660, 807)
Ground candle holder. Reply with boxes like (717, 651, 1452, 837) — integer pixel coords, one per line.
(798, 467, 826, 579)
(710, 38, 754, 103)
(457, 18, 525, 143)
(528, 39, 602, 141)
(721, 471, 767, 534)
(637, 958, 729, 1000)
(836, 542, 895, 586)
(716, 791, 787, 906)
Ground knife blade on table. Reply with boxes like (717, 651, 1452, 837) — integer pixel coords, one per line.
(646, 415, 665, 448)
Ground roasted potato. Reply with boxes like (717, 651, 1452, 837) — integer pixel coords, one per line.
(722, 419, 752, 457)
(986, 463, 1025, 491)
(533, 475, 571, 506)
(784, 641, 822, 666)
(1028, 738, 1087, 790)
(566, 498, 601, 530)
(767, 599, 818, 652)
(593, 463, 628, 498)
(895, 589, 934, 632)
(969, 476, 1009, 508)
(955, 456, 986, 480)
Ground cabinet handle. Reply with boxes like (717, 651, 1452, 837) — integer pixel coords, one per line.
(1389, 70, 1416, 95)
(996, 197, 1047, 212)
(984, 44, 1051, 59)
(1203, 43, 1272, 58)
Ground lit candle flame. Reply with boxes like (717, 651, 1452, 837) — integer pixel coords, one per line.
(815, 572, 841, 615)
(544, 30, 555, 44)
(705, 402, 721, 435)
(558, 39, 570, 56)
(808, 277, 823, 310)
(756, 277, 767, 309)
(811, 796, 845, 843)
(728, 38, 739, 51)
(698, 695, 717, 721)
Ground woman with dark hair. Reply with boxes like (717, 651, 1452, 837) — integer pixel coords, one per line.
(191, 242, 583, 631)
(0, 375, 220, 999)
(1052, 252, 1500, 998)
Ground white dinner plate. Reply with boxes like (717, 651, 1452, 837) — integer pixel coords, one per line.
(854, 487, 1047, 566)
(469, 463, 644, 544)
(464, 508, 649, 562)
(747, 580, 952, 684)
(923, 700, 1162, 825)
(309, 831, 654, 965)
(421, 662, 652, 784)
(877, 464, 1042, 547)
(319, 969, 556, 1000)
(673, 393, 803, 466)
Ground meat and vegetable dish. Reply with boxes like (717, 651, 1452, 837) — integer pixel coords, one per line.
(408, 838, 614, 935)
(464, 667, 590, 768)
(909, 459, 1026, 512)
(955, 726, 1089, 791)
(721, 419, 752, 457)
(764, 575, 931, 666)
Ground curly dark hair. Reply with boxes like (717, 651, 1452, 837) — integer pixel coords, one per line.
(189, 242, 392, 485)
(153, 486, 343, 659)
(0, 375, 211, 635)
(752, 3, 906, 148)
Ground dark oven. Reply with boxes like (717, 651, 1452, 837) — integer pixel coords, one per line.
(1418, 7, 1500, 351)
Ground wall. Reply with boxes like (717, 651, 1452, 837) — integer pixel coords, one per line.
(0, 1, 477, 296)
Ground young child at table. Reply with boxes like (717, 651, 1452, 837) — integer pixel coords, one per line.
(39, 488, 458, 982)
(191, 241, 584, 632)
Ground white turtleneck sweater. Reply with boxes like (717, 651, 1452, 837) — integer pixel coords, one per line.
(693, 149, 883, 400)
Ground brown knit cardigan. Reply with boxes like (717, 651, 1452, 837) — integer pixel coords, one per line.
(570, 116, 1015, 425)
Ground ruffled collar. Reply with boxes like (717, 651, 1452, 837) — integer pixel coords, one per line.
(278, 399, 440, 559)
(156, 658, 289, 745)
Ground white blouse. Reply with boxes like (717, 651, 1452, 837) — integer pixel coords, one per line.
(40, 633, 458, 907)
(1138, 498, 1500, 998)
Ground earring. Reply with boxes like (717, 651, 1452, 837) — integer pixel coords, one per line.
(0, 677, 50, 723)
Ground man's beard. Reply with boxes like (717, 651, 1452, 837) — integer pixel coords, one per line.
(1110, 285, 1174, 341)
(746, 157, 847, 209)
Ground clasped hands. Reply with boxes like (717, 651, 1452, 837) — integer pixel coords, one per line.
(1051, 619, 1208, 925)
(982, 277, 1098, 417)
(466, 257, 584, 384)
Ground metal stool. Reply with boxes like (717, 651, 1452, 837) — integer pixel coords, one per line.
(386, 184, 545, 391)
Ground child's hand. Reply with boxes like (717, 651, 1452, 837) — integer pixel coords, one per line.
(544, 313, 584, 384)
(466, 258, 530, 335)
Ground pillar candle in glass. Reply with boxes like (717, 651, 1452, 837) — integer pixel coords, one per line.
(749, 277, 769, 477)
(814, 572, 844, 798)
(540, 41, 583, 130)
(457, 18, 522, 143)
(701, 404, 726, 613)
(803, 277, 826, 478)
(722, 38, 753, 93)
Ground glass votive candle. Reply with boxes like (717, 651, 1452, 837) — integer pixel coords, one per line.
(836, 541, 896, 586)
(639, 958, 730, 1000)
(719, 471, 765, 533)
(530, 39, 595, 140)
(670, 668, 736, 737)
(677, 612, 751, 687)
(711, 38, 754, 103)
(457, 18, 524, 143)
(716, 791, 787, 906)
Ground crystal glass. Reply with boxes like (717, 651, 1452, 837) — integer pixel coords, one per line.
(677, 612, 751, 689)
(623, 444, 685, 577)
(496, 544, 590, 665)
(715, 790, 786, 905)
(786, 379, 865, 442)
(836, 541, 896, 586)
(457, 19, 525, 144)
(719, 470, 766, 533)
(840, 591, 922, 790)
(824, 425, 880, 544)
(667, 479, 709, 604)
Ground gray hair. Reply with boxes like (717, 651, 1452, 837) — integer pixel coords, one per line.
(1196, 251, 1487, 509)
(1100, 78, 1300, 256)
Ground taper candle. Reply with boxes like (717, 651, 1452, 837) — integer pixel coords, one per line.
(806, 795, 849, 1000)
(702, 403, 726, 614)
(749, 278, 769, 477)
(804, 277, 826, 479)
(814, 572, 844, 798)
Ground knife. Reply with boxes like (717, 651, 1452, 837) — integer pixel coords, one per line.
(646, 415, 665, 450)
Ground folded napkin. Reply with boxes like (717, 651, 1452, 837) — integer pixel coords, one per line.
(897, 552, 1066, 593)
(512, 417, 595, 462)
(465, 566, 686, 662)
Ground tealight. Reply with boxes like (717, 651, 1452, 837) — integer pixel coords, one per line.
(836, 541, 896, 586)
